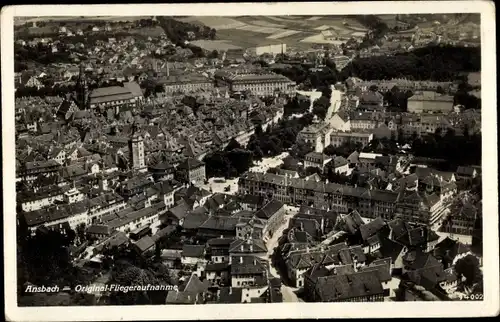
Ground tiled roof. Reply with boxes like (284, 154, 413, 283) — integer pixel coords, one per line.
(255, 199, 284, 220)
(229, 239, 267, 253)
(313, 271, 384, 301)
(134, 235, 155, 253)
(200, 216, 239, 231)
(90, 82, 143, 104)
(408, 91, 454, 102)
(360, 217, 386, 241)
(177, 157, 205, 171)
(87, 224, 114, 236)
(231, 255, 267, 275)
(182, 244, 206, 258)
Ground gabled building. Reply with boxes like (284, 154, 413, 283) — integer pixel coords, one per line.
(303, 270, 384, 302)
(175, 158, 206, 185)
(230, 255, 268, 288)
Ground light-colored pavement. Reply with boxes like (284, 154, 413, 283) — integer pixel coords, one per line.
(435, 231, 473, 245)
(295, 89, 322, 114)
(199, 177, 239, 195)
(249, 152, 289, 174)
(281, 284, 302, 302)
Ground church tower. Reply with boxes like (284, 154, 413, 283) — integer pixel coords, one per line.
(76, 63, 89, 110)
(129, 124, 146, 171)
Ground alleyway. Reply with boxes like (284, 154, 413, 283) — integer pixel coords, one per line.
(264, 205, 303, 302)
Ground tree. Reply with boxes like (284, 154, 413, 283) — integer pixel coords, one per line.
(225, 138, 242, 152)
(436, 85, 445, 94)
(323, 144, 337, 156)
(208, 50, 219, 59)
(390, 131, 397, 143)
(17, 227, 90, 300)
(341, 45, 480, 82)
(141, 78, 158, 98)
(284, 96, 309, 116)
(281, 155, 300, 171)
(304, 166, 321, 176)
(454, 254, 482, 286)
(251, 145, 264, 162)
(254, 124, 263, 137)
(290, 138, 313, 160)
(107, 261, 170, 305)
(324, 58, 337, 70)
(76, 223, 86, 243)
(312, 96, 329, 120)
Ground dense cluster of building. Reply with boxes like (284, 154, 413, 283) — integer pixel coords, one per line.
(274, 205, 474, 302)
(14, 16, 482, 305)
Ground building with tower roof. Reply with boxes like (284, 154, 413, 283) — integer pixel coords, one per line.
(75, 63, 89, 110)
(129, 124, 146, 172)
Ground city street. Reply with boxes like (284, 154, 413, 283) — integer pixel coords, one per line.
(264, 205, 302, 302)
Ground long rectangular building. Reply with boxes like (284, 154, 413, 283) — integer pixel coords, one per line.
(215, 70, 296, 96)
(89, 81, 144, 110)
(238, 172, 398, 219)
(330, 131, 373, 148)
(159, 74, 214, 94)
(407, 91, 454, 114)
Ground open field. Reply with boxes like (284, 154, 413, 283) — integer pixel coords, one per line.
(189, 40, 243, 51)
(179, 16, 368, 51)
(267, 30, 302, 39)
(300, 33, 344, 45)
(215, 29, 286, 47)
(177, 16, 246, 29)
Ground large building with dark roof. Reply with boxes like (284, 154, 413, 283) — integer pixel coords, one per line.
(215, 70, 296, 96)
(407, 91, 454, 114)
(89, 81, 144, 110)
(175, 158, 206, 185)
(238, 172, 398, 219)
(160, 73, 214, 94)
(304, 270, 385, 302)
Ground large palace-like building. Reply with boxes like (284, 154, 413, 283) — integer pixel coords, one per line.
(215, 69, 296, 96)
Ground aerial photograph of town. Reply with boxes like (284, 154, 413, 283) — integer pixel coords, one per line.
(13, 13, 484, 306)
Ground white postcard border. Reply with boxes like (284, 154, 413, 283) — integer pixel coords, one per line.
(2, 2, 498, 320)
